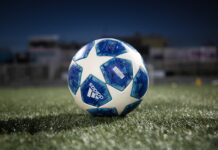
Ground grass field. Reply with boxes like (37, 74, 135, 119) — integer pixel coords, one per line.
(0, 85, 217, 149)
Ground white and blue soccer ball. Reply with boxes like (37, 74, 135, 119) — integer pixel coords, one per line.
(68, 38, 149, 116)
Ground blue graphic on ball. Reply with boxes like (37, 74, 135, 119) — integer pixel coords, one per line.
(121, 100, 142, 116)
(96, 39, 127, 56)
(68, 62, 83, 95)
(101, 58, 133, 91)
(131, 67, 148, 99)
(80, 75, 112, 107)
(73, 41, 94, 61)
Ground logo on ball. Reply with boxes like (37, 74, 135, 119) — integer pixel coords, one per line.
(87, 83, 104, 100)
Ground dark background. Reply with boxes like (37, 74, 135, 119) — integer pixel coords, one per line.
(0, 0, 218, 86)
(0, 0, 217, 50)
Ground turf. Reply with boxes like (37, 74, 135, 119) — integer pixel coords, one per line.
(0, 85, 217, 150)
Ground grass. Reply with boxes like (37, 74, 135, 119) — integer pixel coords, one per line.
(0, 85, 217, 150)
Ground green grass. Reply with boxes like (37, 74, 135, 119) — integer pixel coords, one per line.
(0, 85, 217, 150)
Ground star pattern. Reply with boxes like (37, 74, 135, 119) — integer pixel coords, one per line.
(75, 46, 113, 83)
(69, 39, 147, 115)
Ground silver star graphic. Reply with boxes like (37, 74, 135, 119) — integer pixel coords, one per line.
(75, 46, 113, 83)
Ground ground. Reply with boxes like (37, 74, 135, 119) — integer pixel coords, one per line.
(0, 85, 217, 150)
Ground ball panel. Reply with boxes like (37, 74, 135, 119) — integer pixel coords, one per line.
(68, 62, 83, 94)
(121, 100, 142, 116)
(73, 41, 94, 61)
(101, 58, 133, 91)
(131, 67, 148, 99)
(96, 39, 127, 56)
(72, 87, 96, 110)
(87, 107, 118, 116)
(80, 75, 112, 107)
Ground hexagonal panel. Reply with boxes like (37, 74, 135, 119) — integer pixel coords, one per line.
(87, 107, 118, 116)
(131, 67, 148, 99)
(80, 75, 112, 107)
(73, 41, 94, 61)
(68, 62, 83, 95)
(96, 39, 127, 56)
(101, 58, 133, 91)
(121, 100, 142, 116)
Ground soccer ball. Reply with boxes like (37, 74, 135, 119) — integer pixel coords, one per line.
(68, 38, 149, 116)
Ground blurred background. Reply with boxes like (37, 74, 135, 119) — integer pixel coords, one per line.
(0, 0, 217, 86)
